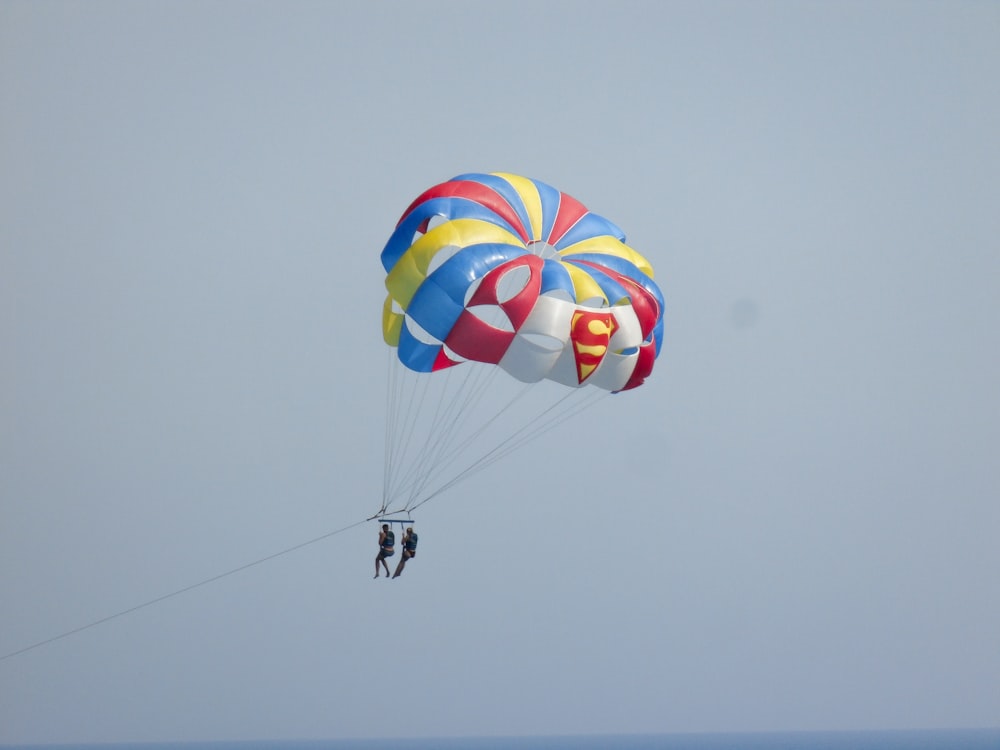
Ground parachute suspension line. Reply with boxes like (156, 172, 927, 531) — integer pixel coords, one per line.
(384, 359, 435, 507)
(383, 346, 415, 515)
(382, 347, 403, 515)
(385, 361, 440, 509)
(390, 361, 503, 512)
(394, 363, 480, 505)
(407, 387, 599, 512)
(408, 386, 609, 513)
(383, 348, 457, 514)
(471, 387, 607, 471)
(399, 363, 508, 510)
(399, 371, 536, 513)
(383, 347, 418, 515)
(383, 354, 610, 516)
(382, 354, 491, 515)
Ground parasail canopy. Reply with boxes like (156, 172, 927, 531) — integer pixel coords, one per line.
(381, 172, 664, 393)
(377, 172, 665, 518)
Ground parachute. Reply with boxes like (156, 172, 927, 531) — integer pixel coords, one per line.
(377, 172, 665, 518)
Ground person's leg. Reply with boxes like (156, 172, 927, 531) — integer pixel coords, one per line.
(393, 553, 407, 578)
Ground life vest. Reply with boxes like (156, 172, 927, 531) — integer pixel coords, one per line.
(381, 530, 395, 550)
(405, 532, 418, 551)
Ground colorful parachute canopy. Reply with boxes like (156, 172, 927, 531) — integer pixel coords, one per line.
(381, 172, 664, 392)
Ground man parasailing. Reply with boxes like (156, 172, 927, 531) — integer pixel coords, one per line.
(374, 523, 394, 578)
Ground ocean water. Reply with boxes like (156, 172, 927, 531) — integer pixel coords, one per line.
(4, 730, 1000, 750)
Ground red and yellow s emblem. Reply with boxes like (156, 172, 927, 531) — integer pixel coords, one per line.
(570, 310, 617, 383)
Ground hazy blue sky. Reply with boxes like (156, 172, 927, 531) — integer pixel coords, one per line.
(2, 0, 998, 744)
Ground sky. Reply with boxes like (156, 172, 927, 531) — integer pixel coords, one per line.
(2, 0, 999, 744)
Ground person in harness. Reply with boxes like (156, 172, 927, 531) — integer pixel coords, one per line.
(392, 527, 418, 578)
(374, 523, 395, 578)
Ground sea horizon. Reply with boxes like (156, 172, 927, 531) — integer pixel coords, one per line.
(4, 727, 1000, 750)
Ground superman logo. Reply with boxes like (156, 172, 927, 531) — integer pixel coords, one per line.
(570, 310, 617, 383)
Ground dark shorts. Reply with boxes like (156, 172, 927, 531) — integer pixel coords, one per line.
(379, 548, 394, 559)
(405, 549, 416, 559)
